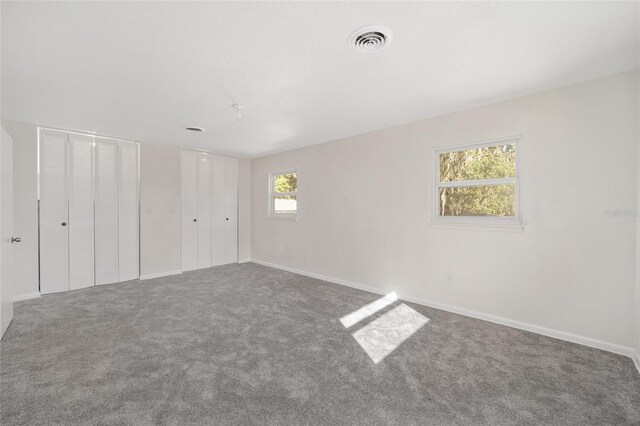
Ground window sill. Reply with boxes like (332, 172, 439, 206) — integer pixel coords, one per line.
(430, 221, 524, 232)
(268, 215, 297, 222)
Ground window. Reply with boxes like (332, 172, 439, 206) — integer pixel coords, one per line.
(269, 170, 297, 218)
(435, 137, 520, 226)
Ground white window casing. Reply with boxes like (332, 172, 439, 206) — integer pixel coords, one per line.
(269, 169, 298, 220)
(434, 136, 522, 227)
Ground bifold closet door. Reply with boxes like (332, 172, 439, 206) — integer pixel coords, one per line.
(68, 133, 95, 290)
(94, 138, 119, 285)
(197, 153, 213, 269)
(39, 129, 69, 294)
(212, 155, 238, 266)
(182, 150, 198, 271)
(118, 141, 139, 282)
(211, 155, 226, 267)
(224, 157, 238, 264)
(182, 150, 239, 271)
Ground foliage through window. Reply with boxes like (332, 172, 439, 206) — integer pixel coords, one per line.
(435, 139, 520, 225)
(270, 171, 297, 217)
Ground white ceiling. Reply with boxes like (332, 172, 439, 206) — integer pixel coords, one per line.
(2, 1, 638, 157)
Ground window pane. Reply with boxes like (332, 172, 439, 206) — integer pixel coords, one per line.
(273, 173, 297, 193)
(439, 185, 515, 217)
(440, 143, 516, 182)
(273, 195, 297, 214)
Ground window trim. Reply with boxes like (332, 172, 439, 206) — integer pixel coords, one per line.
(269, 169, 298, 220)
(433, 136, 522, 227)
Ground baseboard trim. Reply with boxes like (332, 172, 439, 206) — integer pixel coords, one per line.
(251, 259, 388, 296)
(400, 294, 636, 359)
(13, 292, 41, 302)
(139, 270, 182, 280)
(238, 258, 251, 264)
(633, 352, 640, 375)
(250, 258, 638, 362)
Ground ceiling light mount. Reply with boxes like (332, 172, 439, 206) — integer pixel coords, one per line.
(348, 25, 393, 54)
(232, 103, 243, 120)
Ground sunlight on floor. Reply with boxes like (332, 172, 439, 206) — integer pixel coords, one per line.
(352, 304, 429, 363)
(340, 292, 398, 328)
(340, 293, 429, 364)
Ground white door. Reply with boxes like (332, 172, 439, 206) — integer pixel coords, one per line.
(39, 129, 69, 294)
(225, 157, 238, 264)
(183, 150, 239, 271)
(181, 150, 198, 271)
(211, 154, 226, 266)
(68, 133, 95, 290)
(94, 138, 119, 285)
(197, 153, 212, 269)
(1, 127, 15, 337)
(118, 141, 139, 282)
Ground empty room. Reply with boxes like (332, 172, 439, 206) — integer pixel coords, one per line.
(1, 1, 639, 424)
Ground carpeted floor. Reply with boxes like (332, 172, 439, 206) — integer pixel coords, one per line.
(1, 263, 639, 425)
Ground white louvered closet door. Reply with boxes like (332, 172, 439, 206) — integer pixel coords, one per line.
(211, 154, 227, 267)
(197, 153, 213, 269)
(224, 157, 238, 264)
(68, 133, 95, 290)
(182, 149, 239, 271)
(181, 150, 198, 271)
(39, 129, 70, 294)
(94, 138, 119, 285)
(118, 141, 139, 282)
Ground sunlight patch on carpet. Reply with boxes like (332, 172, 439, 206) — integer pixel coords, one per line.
(349, 303, 429, 364)
(339, 292, 397, 328)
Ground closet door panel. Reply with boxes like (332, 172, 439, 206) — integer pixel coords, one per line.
(197, 153, 212, 269)
(224, 157, 238, 264)
(94, 138, 119, 285)
(211, 155, 226, 267)
(39, 129, 69, 294)
(68, 133, 95, 290)
(118, 141, 139, 282)
(181, 150, 198, 271)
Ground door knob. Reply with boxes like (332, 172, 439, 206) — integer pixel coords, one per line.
(226, 218, 229, 221)
(61, 222, 67, 226)
(193, 219, 197, 222)
(11, 237, 21, 243)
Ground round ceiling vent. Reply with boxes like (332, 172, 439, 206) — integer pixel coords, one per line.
(185, 126, 205, 133)
(348, 25, 393, 54)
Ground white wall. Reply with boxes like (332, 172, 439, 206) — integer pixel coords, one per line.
(251, 71, 639, 353)
(2, 119, 38, 299)
(238, 158, 251, 262)
(140, 143, 182, 278)
(1, 126, 16, 336)
(636, 72, 640, 367)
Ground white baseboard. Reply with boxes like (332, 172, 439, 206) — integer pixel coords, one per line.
(250, 258, 638, 362)
(251, 259, 388, 296)
(139, 270, 182, 280)
(13, 292, 41, 302)
(399, 294, 636, 359)
(238, 258, 251, 264)
(633, 352, 640, 375)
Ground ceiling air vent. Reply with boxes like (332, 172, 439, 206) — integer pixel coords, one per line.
(348, 25, 393, 54)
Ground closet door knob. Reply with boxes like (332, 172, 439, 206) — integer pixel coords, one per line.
(11, 237, 21, 243)
(226, 218, 229, 221)
(193, 219, 197, 222)
(61, 222, 67, 226)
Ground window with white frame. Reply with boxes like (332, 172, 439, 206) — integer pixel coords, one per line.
(269, 170, 298, 217)
(435, 138, 520, 225)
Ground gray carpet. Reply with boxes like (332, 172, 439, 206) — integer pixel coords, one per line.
(1, 263, 639, 425)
